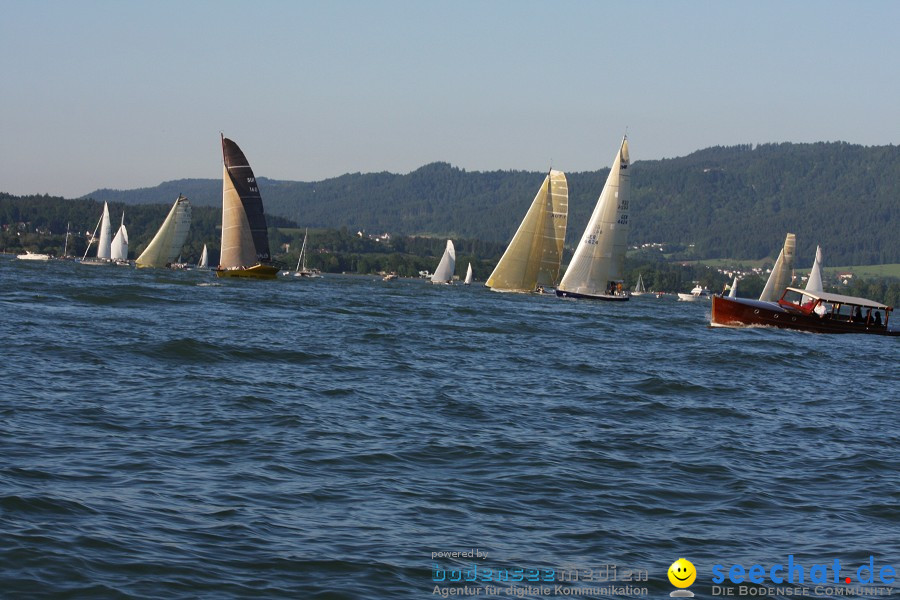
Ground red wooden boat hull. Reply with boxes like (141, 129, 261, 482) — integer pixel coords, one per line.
(710, 295, 899, 336)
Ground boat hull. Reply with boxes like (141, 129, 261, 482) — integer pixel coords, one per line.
(556, 289, 630, 301)
(215, 264, 279, 280)
(711, 295, 899, 336)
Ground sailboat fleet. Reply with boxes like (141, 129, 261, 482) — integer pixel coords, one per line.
(24, 131, 893, 334)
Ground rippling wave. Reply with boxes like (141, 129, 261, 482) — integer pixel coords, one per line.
(1, 256, 897, 598)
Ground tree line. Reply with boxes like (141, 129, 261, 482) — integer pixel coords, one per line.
(84, 142, 900, 266)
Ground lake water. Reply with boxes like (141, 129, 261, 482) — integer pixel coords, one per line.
(1, 256, 898, 599)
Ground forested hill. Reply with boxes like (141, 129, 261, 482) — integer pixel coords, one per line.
(84, 142, 900, 265)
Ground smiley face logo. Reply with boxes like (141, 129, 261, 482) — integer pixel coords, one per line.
(667, 558, 696, 588)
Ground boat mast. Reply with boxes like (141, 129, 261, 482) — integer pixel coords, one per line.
(82, 213, 103, 260)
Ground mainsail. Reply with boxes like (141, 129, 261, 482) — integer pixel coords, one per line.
(759, 233, 796, 301)
(110, 212, 128, 261)
(431, 240, 456, 284)
(486, 170, 568, 292)
(198, 244, 209, 268)
(136, 195, 192, 268)
(464, 262, 473, 285)
(219, 135, 272, 270)
(805, 245, 824, 294)
(96, 202, 112, 259)
(557, 137, 631, 299)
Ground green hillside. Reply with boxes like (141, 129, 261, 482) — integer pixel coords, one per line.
(68, 141, 900, 266)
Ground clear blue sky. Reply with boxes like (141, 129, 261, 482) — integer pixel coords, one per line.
(2, 0, 899, 197)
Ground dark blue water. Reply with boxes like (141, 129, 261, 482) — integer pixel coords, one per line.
(2, 255, 898, 599)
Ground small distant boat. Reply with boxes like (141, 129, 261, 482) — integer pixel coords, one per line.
(215, 135, 279, 280)
(557, 136, 631, 301)
(711, 287, 898, 336)
(110, 211, 129, 264)
(632, 274, 646, 296)
(198, 244, 209, 269)
(464, 262, 473, 285)
(136, 195, 192, 268)
(486, 170, 568, 293)
(382, 272, 398, 281)
(17, 250, 51, 261)
(677, 285, 711, 302)
(292, 229, 322, 278)
(80, 202, 114, 265)
(431, 240, 456, 285)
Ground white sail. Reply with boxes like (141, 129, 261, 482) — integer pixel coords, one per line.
(557, 137, 631, 298)
(136, 195, 192, 268)
(464, 262, 473, 285)
(431, 240, 456, 284)
(805, 245, 823, 294)
(759, 233, 796, 301)
(295, 229, 309, 272)
(633, 273, 646, 295)
(96, 202, 112, 259)
(728, 276, 738, 298)
(199, 244, 209, 268)
(486, 170, 568, 292)
(110, 213, 128, 260)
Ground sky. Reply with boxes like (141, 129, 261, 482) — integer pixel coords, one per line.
(2, 0, 900, 197)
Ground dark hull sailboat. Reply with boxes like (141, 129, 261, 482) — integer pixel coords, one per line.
(215, 135, 278, 280)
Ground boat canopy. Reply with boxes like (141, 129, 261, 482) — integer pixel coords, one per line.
(783, 287, 891, 310)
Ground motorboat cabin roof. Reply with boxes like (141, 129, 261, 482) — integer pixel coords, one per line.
(781, 287, 891, 310)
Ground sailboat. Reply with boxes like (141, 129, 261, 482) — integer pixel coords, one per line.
(759, 233, 796, 301)
(804, 245, 823, 295)
(136, 195, 192, 268)
(431, 240, 456, 284)
(216, 135, 278, 279)
(464, 262, 473, 285)
(486, 170, 568, 292)
(81, 202, 113, 265)
(292, 228, 321, 278)
(557, 136, 631, 300)
(198, 244, 209, 269)
(110, 212, 129, 264)
(632, 273, 646, 296)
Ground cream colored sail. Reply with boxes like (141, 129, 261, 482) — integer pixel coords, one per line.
(136, 195, 192, 268)
(220, 161, 258, 268)
(557, 137, 630, 297)
(486, 170, 568, 292)
(759, 233, 796, 301)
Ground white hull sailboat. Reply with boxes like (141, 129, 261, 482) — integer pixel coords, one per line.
(136, 195, 192, 268)
(632, 273, 646, 296)
(292, 228, 321, 278)
(216, 135, 278, 279)
(81, 201, 113, 265)
(110, 212, 129, 264)
(557, 137, 631, 301)
(431, 240, 456, 284)
(486, 170, 568, 293)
